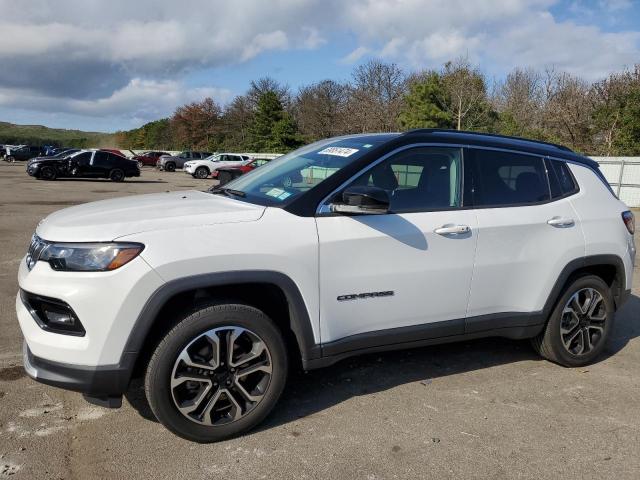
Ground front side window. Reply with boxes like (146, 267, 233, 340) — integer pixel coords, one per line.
(72, 152, 92, 166)
(467, 149, 549, 207)
(345, 147, 462, 213)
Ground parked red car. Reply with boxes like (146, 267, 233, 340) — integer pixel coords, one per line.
(217, 158, 271, 185)
(132, 151, 169, 167)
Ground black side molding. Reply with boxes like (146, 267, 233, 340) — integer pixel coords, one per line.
(542, 254, 626, 314)
(122, 270, 320, 367)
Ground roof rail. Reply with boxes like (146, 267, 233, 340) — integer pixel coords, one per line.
(405, 128, 573, 153)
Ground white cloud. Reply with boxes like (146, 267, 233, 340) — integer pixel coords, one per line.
(338, 0, 639, 80)
(241, 31, 289, 61)
(0, 0, 638, 129)
(0, 79, 232, 120)
(599, 0, 632, 10)
(341, 46, 371, 64)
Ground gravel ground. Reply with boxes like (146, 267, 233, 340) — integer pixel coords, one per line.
(0, 162, 639, 480)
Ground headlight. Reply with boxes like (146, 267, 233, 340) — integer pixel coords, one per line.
(26, 236, 144, 271)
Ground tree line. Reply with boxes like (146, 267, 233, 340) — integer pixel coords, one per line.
(115, 58, 640, 156)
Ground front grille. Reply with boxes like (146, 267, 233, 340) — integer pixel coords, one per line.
(26, 235, 49, 270)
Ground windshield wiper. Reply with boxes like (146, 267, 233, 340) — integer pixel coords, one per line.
(209, 186, 246, 198)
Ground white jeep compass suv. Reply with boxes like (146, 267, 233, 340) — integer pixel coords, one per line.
(17, 130, 636, 442)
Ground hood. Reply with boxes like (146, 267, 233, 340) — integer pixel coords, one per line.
(28, 156, 62, 164)
(36, 190, 266, 242)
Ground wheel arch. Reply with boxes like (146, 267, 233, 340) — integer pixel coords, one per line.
(123, 271, 320, 380)
(543, 254, 627, 317)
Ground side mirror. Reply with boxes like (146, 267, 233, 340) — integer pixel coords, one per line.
(331, 185, 390, 215)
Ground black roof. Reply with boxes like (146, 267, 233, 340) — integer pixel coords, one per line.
(400, 129, 598, 169)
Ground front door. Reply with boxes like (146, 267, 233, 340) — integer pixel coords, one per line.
(316, 146, 478, 348)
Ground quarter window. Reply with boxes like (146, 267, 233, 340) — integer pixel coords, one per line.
(547, 159, 578, 197)
(468, 149, 549, 206)
(348, 147, 462, 213)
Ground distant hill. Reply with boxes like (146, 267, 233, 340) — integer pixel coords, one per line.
(0, 121, 116, 148)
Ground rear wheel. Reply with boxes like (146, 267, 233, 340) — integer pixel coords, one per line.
(532, 275, 614, 367)
(39, 166, 57, 180)
(145, 303, 288, 442)
(165, 162, 176, 172)
(6, 155, 15, 163)
(109, 168, 125, 182)
(194, 166, 209, 179)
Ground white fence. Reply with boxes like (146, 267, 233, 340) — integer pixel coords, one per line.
(591, 157, 640, 207)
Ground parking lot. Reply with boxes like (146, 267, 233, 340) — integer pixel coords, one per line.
(0, 161, 639, 480)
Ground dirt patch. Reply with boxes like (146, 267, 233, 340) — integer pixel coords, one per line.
(91, 189, 119, 193)
(0, 365, 25, 381)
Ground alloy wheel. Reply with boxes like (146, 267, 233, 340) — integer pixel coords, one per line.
(170, 326, 272, 426)
(560, 288, 607, 356)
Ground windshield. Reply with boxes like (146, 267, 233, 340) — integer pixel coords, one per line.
(217, 135, 396, 206)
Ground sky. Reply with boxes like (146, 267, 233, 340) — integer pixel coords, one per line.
(0, 0, 638, 133)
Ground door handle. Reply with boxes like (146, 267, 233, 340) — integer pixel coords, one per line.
(434, 224, 471, 235)
(547, 216, 575, 227)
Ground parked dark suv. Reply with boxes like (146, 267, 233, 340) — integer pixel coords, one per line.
(5, 145, 43, 162)
(27, 150, 140, 181)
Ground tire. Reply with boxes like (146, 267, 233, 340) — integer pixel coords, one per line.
(194, 166, 209, 179)
(145, 303, 288, 442)
(531, 275, 614, 367)
(39, 166, 57, 180)
(165, 162, 176, 172)
(137, 160, 144, 168)
(109, 168, 125, 182)
(6, 155, 15, 163)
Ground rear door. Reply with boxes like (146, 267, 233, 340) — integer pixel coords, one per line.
(464, 148, 584, 332)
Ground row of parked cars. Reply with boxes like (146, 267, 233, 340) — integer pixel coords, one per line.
(133, 150, 278, 184)
(4, 143, 279, 184)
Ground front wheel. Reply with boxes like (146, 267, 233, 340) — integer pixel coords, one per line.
(145, 303, 288, 442)
(137, 160, 144, 168)
(194, 166, 209, 179)
(6, 155, 15, 163)
(39, 166, 57, 180)
(531, 275, 614, 367)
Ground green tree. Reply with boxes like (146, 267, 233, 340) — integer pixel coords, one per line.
(248, 91, 302, 151)
(398, 72, 451, 129)
(612, 86, 640, 155)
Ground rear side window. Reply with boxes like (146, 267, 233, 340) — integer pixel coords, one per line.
(467, 149, 549, 207)
(546, 159, 578, 197)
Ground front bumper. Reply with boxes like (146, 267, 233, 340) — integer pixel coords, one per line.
(23, 340, 134, 400)
(183, 164, 195, 174)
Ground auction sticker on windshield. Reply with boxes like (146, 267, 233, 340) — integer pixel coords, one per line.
(318, 147, 359, 157)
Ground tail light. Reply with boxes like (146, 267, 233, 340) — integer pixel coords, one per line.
(622, 211, 635, 235)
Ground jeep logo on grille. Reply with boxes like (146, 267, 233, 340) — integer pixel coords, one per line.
(337, 291, 394, 302)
